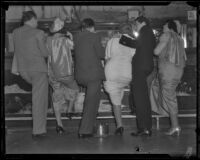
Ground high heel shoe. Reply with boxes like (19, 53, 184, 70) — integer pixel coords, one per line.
(165, 127, 181, 136)
(115, 127, 124, 136)
(56, 125, 65, 134)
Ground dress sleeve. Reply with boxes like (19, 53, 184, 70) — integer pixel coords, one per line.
(105, 39, 114, 60)
(105, 39, 110, 59)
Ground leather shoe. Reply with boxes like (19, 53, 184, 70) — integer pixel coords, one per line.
(56, 125, 65, 134)
(32, 133, 46, 140)
(78, 133, 94, 139)
(115, 127, 124, 136)
(131, 129, 152, 137)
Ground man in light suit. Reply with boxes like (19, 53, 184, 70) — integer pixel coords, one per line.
(74, 18, 105, 138)
(13, 11, 49, 138)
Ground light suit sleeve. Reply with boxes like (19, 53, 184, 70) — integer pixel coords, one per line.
(36, 30, 50, 57)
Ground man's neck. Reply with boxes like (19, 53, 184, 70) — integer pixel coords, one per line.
(24, 23, 34, 28)
(139, 24, 147, 32)
(85, 28, 95, 33)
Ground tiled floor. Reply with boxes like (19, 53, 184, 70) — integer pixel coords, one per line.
(5, 125, 197, 156)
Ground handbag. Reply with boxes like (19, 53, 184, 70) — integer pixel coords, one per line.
(119, 34, 136, 49)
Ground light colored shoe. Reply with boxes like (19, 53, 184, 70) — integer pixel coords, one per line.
(165, 127, 181, 136)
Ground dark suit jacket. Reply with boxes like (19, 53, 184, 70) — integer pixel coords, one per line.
(74, 30, 105, 84)
(131, 25, 156, 73)
(13, 25, 49, 72)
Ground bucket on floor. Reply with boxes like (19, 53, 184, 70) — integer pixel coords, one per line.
(94, 123, 109, 138)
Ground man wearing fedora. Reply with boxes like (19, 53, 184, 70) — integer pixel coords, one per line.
(74, 18, 105, 138)
(12, 11, 49, 139)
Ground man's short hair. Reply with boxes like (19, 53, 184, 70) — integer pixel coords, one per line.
(135, 16, 150, 26)
(22, 11, 37, 23)
(81, 18, 95, 30)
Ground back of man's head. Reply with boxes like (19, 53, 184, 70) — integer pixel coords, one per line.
(81, 18, 95, 30)
(22, 11, 37, 23)
(135, 16, 150, 26)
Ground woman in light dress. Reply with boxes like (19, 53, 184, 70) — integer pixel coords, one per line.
(104, 23, 136, 135)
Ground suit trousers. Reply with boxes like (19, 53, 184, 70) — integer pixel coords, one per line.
(20, 71, 48, 134)
(78, 80, 101, 134)
(132, 70, 152, 131)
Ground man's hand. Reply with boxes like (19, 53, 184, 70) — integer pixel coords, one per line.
(66, 31, 73, 40)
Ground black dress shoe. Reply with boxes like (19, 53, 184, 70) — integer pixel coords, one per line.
(56, 125, 65, 134)
(131, 129, 152, 137)
(115, 127, 124, 136)
(32, 133, 46, 140)
(78, 133, 94, 139)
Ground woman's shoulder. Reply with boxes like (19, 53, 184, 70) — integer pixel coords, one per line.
(159, 32, 170, 42)
(108, 37, 119, 43)
(106, 38, 119, 49)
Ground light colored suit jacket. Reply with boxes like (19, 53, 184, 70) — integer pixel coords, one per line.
(13, 25, 49, 73)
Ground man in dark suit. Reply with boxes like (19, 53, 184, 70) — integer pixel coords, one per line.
(13, 11, 49, 138)
(74, 18, 105, 138)
(130, 16, 156, 136)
